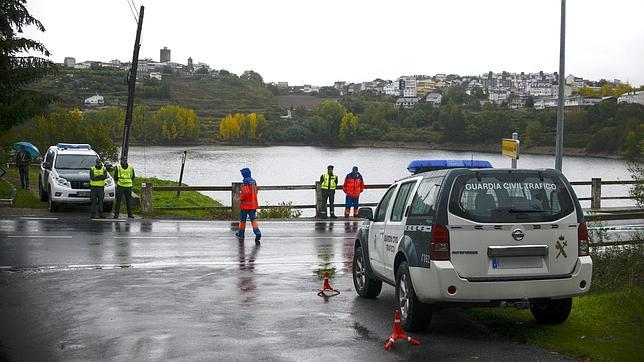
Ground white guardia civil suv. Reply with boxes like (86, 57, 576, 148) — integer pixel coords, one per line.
(352, 160, 592, 331)
(39, 143, 115, 212)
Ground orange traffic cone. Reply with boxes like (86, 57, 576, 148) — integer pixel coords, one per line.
(384, 309, 421, 350)
(317, 271, 340, 297)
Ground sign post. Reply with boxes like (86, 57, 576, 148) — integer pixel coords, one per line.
(502, 133, 520, 169)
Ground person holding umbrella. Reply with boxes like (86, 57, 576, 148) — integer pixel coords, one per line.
(15, 144, 33, 189)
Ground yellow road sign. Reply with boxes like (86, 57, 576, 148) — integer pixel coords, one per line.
(502, 139, 520, 159)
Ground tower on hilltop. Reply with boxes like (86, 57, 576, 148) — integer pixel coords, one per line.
(187, 57, 194, 72)
(160, 47, 171, 63)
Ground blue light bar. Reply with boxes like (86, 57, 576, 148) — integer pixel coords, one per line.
(56, 143, 92, 150)
(407, 159, 493, 174)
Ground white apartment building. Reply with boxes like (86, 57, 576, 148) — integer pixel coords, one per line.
(617, 91, 644, 105)
(528, 83, 553, 97)
(64, 57, 76, 68)
(400, 76, 417, 97)
(395, 97, 419, 109)
(425, 93, 442, 105)
(384, 82, 401, 96)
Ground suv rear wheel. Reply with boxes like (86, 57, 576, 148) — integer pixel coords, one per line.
(530, 298, 572, 324)
(396, 261, 432, 332)
(352, 246, 382, 298)
(47, 186, 59, 212)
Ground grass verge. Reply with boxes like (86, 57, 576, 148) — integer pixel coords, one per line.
(131, 177, 226, 219)
(468, 288, 643, 361)
(0, 166, 46, 208)
(468, 244, 644, 361)
(0, 178, 13, 199)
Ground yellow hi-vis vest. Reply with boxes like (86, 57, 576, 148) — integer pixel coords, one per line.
(117, 165, 133, 188)
(321, 173, 337, 190)
(90, 166, 106, 187)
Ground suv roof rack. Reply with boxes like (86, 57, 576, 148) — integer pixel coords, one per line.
(407, 159, 493, 174)
(56, 143, 92, 150)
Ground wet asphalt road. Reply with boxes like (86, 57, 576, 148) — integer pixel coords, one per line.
(0, 211, 573, 361)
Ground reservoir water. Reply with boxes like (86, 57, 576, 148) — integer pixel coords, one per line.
(128, 145, 636, 213)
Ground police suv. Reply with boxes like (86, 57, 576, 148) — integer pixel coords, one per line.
(352, 160, 592, 331)
(39, 143, 115, 212)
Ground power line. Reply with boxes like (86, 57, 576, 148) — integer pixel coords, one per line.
(129, 0, 139, 18)
(125, 0, 138, 24)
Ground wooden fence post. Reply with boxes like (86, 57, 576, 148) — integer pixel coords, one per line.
(591, 178, 601, 209)
(140, 182, 153, 213)
(315, 181, 323, 218)
(231, 182, 241, 221)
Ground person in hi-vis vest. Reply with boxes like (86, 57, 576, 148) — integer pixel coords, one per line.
(236, 167, 262, 245)
(89, 158, 108, 218)
(319, 165, 338, 218)
(113, 156, 135, 219)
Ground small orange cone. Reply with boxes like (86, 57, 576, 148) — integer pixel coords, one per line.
(317, 271, 340, 297)
(384, 309, 421, 350)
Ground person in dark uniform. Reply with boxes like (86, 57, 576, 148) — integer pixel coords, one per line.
(16, 145, 32, 189)
(89, 159, 107, 218)
(319, 165, 338, 218)
(113, 156, 135, 219)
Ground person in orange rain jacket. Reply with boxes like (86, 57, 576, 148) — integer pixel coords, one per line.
(342, 166, 364, 218)
(236, 167, 262, 245)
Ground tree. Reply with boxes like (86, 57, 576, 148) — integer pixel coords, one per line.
(241, 70, 263, 84)
(525, 95, 535, 108)
(0, 0, 57, 130)
(338, 112, 358, 142)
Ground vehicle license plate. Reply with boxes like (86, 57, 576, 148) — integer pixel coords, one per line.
(77, 191, 90, 197)
(493, 256, 541, 269)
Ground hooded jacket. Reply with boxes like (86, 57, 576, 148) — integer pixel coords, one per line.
(343, 170, 364, 198)
(240, 168, 259, 210)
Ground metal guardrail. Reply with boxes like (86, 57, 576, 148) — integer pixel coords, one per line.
(140, 178, 643, 220)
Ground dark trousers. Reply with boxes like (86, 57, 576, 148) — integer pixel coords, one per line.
(344, 196, 360, 216)
(114, 186, 133, 217)
(90, 186, 104, 217)
(321, 189, 336, 216)
(18, 166, 29, 188)
(238, 209, 261, 236)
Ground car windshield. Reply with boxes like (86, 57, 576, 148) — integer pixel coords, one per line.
(449, 171, 575, 222)
(54, 154, 98, 169)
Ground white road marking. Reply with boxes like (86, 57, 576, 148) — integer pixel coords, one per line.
(113, 236, 179, 239)
(7, 235, 73, 239)
(20, 217, 59, 220)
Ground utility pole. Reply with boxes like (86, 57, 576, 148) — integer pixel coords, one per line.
(555, 0, 565, 171)
(121, 6, 144, 160)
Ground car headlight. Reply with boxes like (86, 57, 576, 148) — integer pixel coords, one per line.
(56, 177, 70, 188)
(105, 178, 114, 187)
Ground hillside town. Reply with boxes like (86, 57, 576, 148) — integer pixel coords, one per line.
(64, 47, 644, 110)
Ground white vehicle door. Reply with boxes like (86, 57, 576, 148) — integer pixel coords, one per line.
(368, 185, 397, 278)
(447, 171, 580, 280)
(383, 180, 419, 274)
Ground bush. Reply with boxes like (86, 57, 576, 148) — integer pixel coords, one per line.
(590, 243, 644, 292)
(257, 201, 302, 218)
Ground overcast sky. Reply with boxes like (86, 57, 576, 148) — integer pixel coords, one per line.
(22, 0, 644, 86)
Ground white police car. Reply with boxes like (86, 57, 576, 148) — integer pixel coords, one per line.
(39, 143, 115, 212)
(352, 160, 592, 331)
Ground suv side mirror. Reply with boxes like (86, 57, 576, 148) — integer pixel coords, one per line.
(42, 162, 51, 170)
(357, 207, 373, 220)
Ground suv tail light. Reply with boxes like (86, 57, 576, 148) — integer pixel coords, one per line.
(578, 222, 589, 256)
(431, 224, 450, 260)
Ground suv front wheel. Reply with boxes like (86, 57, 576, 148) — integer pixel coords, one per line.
(38, 176, 47, 201)
(352, 246, 382, 298)
(530, 298, 572, 324)
(47, 186, 59, 212)
(396, 261, 432, 332)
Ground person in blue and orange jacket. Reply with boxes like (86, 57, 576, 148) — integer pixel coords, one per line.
(236, 167, 262, 245)
(342, 166, 364, 218)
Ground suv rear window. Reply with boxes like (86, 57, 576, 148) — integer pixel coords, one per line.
(449, 171, 575, 222)
(55, 154, 98, 169)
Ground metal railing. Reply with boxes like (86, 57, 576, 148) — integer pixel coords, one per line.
(139, 178, 643, 220)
